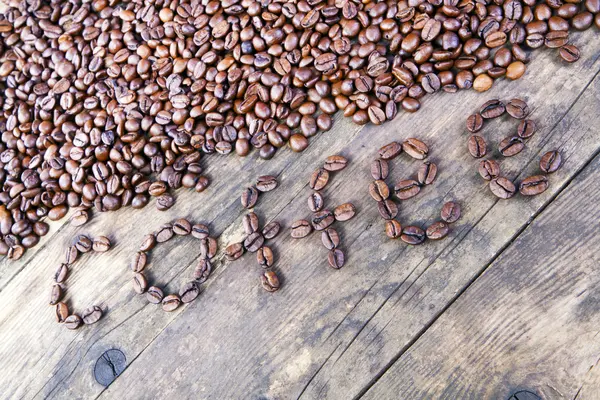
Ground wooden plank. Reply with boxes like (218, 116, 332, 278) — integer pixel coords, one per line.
(0, 31, 597, 400)
(361, 151, 600, 400)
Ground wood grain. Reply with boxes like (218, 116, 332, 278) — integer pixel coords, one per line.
(0, 30, 597, 399)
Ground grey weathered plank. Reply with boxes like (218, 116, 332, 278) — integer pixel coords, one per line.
(362, 151, 600, 400)
(0, 30, 597, 400)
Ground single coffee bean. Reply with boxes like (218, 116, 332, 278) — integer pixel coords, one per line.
(545, 30, 569, 48)
(426, 221, 450, 240)
(132, 272, 148, 294)
(139, 234, 156, 252)
(156, 193, 175, 211)
(369, 180, 390, 202)
(203, 236, 219, 259)
(262, 221, 281, 239)
(308, 192, 325, 212)
(156, 225, 174, 243)
(394, 179, 421, 200)
(517, 119, 537, 139)
(520, 175, 549, 196)
(70, 209, 89, 227)
(559, 44, 581, 63)
(309, 168, 330, 191)
(378, 199, 399, 220)
(194, 259, 212, 283)
(506, 98, 530, 119)
(54, 264, 69, 283)
(56, 302, 69, 323)
(441, 201, 462, 223)
(368, 106, 386, 125)
(506, 61, 527, 80)
(539, 150, 562, 173)
(82, 306, 103, 324)
(468, 135, 487, 158)
(291, 220, 313, 238)
(65, 245, 79, 265)
(499, 136, 525, 157)
(131, 251, 147, 272)
(311, 210, 335, 231)
(241, 187, 259, 208)
(64, 314, 83, 330)
(480, 99, 506, 119)
(321, 228, 340, 250)
(385, 220, 402, 239)
(378, 142, 402, 160)
(162, 294, 182, 311)
(371, 159, 389, 180)
(146, 286, 164, 304)
(179, 281, 200, 303)
(334, 203, 356, 221)
(478, 160, 501, 180)
(490, 177, 517, 199)
(50, 284, 63, 305)
(173, 219, 192, 235)
(400, 226, 426, 245)
(93, 236, 111, 252)
(402, 138, 429, 160)
(261, 270, 280, 292)
(473, 74, 494, 92)
(225, 242, 245, 260)
(417, 162, 438, 185)
(466, 113, 484, 133)
(328, 248, 345, 269)
(191, 224, 210, 239)
(324, 155, 348, 171)
(74, 235, 92, 253)
(244, 232, 265, 252)
(256, 175, 278, 192)
(243, 212, 260, 235)
(256, 246, 274, 268)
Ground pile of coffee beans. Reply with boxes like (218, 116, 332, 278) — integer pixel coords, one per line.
(225, 211, 282, 292)
(1, 0, 598, 260)
(291, 155, 355, 269)
(467, 98, 561, 198)
(131, 218, 217, 311)
(50, 234, 111, 329)
(240, 175, 278, 209)
(369, 139, 461, 244)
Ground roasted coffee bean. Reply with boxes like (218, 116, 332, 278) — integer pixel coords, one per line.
(517, 120, 537, 139)
(400, 226, 426, 245)
(156, 194, 175, 211)
(74, 236, 93, 253)
(262, 222, 281, 240)
(93, 236, 111, 252)
(131, 252, 147, 272)
(70, 209, 90, 227)
(466, 113, 484, 133)
(394, 180, 421, 200)
(402, 138, 429, 160)
(291, 220, 313, 238)
(194, 259, 213, 283)
(559, 44, 581, 63)
(507, 62, 527, 80)
(378, 199, 399, 220)
(308, 192, 325, 212)
(328, 249, 345, 269)
(311, 210, 335, 231)
(82, 306, 103, 324)
(520, 175, 549, 196)
(243, 213, 260, 235)
(56, 302, 69, 323)
(173, 219, 192, 235)
(256, 246, 274, 268)
(468, 135, 487, 158)
(479, 160, 501, 181)
(261, 270, 280, 292)
(369, 180, 390, 202)
(417, 162, 438, 185)
(192, 224, 210, 240)
(162, 294, 182, 312)
(334, 203, 356, 221)
(310, 168, 330, 191)
(324, 155, 348, 172)
(139, 235, 157, 253)
(499, 136, 525, 157)
(441, 202, 462, 223)
(378, 142, 403, 160)
(545, 31, 569, 48)
(321, 228, 340, 250)
(480, 99, 506, 119)
(156, 225, 174, 243)
(146, 286, 164, 304)
(241, 187, 259, 209)
(385, 220, 402, 239)
(132, 272, 148, 294)
(371, 159, 390, 180)
(204, 237, 219, 259)
(64, 315, 83, 330)
(54, 264, 69, 283)
(506, 99, 530, 119)
(540, 150, 562, 173)
(65, 246, 79, 265)
(256, 176, 278, 192)
(426, 222, 450, 240)
(244, 232, 265, 253)
(225, 243, 245, 261)
(490, 177, 517, 199)
(50, 284, 63, 305)
(179, 282, 200, 303)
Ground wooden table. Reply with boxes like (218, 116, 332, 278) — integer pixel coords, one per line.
(1, 30, 599, 400)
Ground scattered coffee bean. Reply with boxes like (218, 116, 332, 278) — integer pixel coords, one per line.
(517, 120, 537, 139)
(65, 246, 79, 265)
(327, 249, 345, 269)
(394, 180, 421, 200)
(256, 246, 274, 268)
(324, 155, 348, 172)
(559, 44, 581, 63)
(499, 136, 525, 157)
(385, 220, 402, 239)
(244, 232, 265, 253)
(241, 187, 259, 209)
(179, 282, 200, 303)
(468, 135, 488, 158)
(311, 210, 335, 231)
(132, 272, 148, 294)
(64, 315, 82, 330)
(225, 243, 245, 261)
(371, 159, 390, 180)
(441, 202, 462, 223)
(262, 222, 281, 240)
(426, 222, 450, 240)
(519, 175, 549, 196)
(194, 259, 212, 284)
(256, 176, 278, 192)
(403, 138, 429, 160)
(506, 99, 530, 119)
(131, 252, 148, 273)
(82, 306, 103, 325)
(490, 177, 517, 199)
(191, 224, 210, 240)
(54, 264, 69, 284)
(417, 162, 438, 185)
(156, 225, 174, 243)
(140, 234, 157, 252)
(379, 142, 403, 160)
(478, 160, 501, 181)
(369, 180, 390, 202)
(70, 210, 90, 227)
(466, 114, 484, 133)
(261, 271, 280, 292)
(540, 150, 562, 173)
(310, 168, 330, 191)
(308, 192, 325, 212)
(92, 236, 111, 252)
(243, 213, 260, 235)
(146, 286, 164, 304)
(480, 99, 506, 119)
(291, 220, 313, 238)
(401, 226, 426, 245)
(162, 295, 182, 312)
(321, 229, 341, 250)
(173, 219, 192, 236)
(378, 199, 399, 220)
(56, 302, 69, 323)
(50, 284, 63, 305)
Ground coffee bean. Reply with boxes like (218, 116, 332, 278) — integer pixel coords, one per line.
(417, 162, 438, 185)
(65, 245, 79, 265)
(311, 210, 335, 231)
(385, 220, 402, 239)
(309, 168, 330, 191)
(468, 135, 487, 158)
(241, 187, 259, 209)
(478, 160, 501, 180)
(324, 155, 348, 172)
(401, 226, 426, 245)
(256, 246, 274, 268)
(334, 203, 356, 221)
(156, 225, 174, 243)
(131, 251, 148, 272)
(93, 236, 111, 252)
(156, 193, 175, 211)
(203, 237, 219, 259)
(378, 142, 402, 160)
(539, 150, 562, 173)
(328, 248, 345, 269)
(490, 177, 517, 199)
(517, 120, 537, 139)
(394, 179, 421, 200)
(225, 243, 244, 261)
(244, 232, 265, 252)
(56, 302, 69, 323)
(54, 263, 69, 284)
(194, 259, 212, 283)
(466, 113, 484, 133)
(402, 138, 429, 160)
(243, 213, 260, 235)
(371, 159, 389, 180)
(308, 192, 325, 212)
(507, 61, 527, 80)
(50, 284, 63, 305)
(321, 228, 340, 250)
(426, 222, 449, 240)
(146, 286, 164, 304)
(191, 224, 210, 240)
(261, 270, 280, 292)
(162, 294, 182, 312)
(441, 202, 462, 223)
(506, 98, 530, 119)
(499, 136, 525, 157)
(64, 315, 82, 330)
(173, 219, 192, 235)
(291, 220, 313, 238)
(256, 176, 278, 192)
(559, 44, 581, 63)
(179, 281, 200, 303)
(132, 272, 148, 294)
(369, 180, 390, 202)
(70, 209, 90, 227)
(378, 199, 399, 220)
(82, 306, 103, 324)
(520, 175, 549, 196)
(262, 221, 281, 239)
(480, 99, 506, 119)
(473, 74, 494, 92)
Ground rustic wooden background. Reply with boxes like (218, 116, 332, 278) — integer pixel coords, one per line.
(0, 30, 598, 400)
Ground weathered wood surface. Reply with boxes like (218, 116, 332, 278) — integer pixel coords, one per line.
(0, 29, 598, 399)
